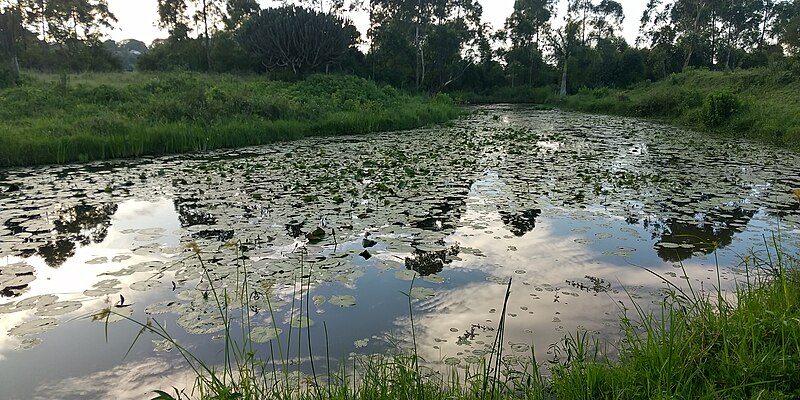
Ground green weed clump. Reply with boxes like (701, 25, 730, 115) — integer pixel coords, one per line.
(0, 72, 461, 167)
(702, 90, 741, 128)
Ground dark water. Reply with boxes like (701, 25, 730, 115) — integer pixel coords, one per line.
(1, 106, 799, 399)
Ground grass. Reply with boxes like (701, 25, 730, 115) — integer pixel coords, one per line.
(551, 234, 800, 399)
(89, 235, 800, 399)
(556, 68, 800, 152)
(0, 72, 460, 167)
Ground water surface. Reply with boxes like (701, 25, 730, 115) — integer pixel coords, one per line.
(2, 105, 799, 399)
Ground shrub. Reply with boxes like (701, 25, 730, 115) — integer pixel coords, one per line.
(0, 64, 18, 88)
(702, 91, 740, 128)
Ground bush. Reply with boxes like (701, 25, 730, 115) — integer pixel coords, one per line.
(0, 64, 18, 88)
(702, 91, 740, 128)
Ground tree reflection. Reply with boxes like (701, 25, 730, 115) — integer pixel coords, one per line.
(36, 203, 117, 268)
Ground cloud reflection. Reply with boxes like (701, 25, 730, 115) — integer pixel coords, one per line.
(32, 357, 195, 400)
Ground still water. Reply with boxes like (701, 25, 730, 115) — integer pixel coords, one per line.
(1, 105, 799, 399)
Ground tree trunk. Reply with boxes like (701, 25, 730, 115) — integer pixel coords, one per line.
(202, 0, 212, 71)
(683, 1, 704, 70)
(560, 60, 568, 97)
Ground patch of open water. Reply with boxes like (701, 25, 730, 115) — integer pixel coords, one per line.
(1, 105, 799, 399)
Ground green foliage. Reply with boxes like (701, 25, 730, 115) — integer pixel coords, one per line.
(238, 6, 358, 75)
(0, 63, 18, 88)
(0, 72, 460, 167)
(558, 69, 800, 151)
(702, 90, 741, 128)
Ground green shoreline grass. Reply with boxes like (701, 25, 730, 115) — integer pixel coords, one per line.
(454, 68, 800, 153)
(0, 72, 460, 168)
(558, 68, 800, 152)
(97, 241, 799, 400)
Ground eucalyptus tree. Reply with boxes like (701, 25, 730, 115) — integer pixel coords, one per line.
(223, 0, 259, 29)
(504, 0, 555, 86)
(156, 0, 225, 69)
(368, 0, 485, 90)
(0, 1, 25, 75)
(548, 18, 580, 96)
(778, 0, 800, 52)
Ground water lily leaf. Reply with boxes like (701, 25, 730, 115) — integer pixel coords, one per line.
(130, 280, 161, 291)
(250, 326, 282, 343)
(17, 337, 42, 350)
(312, 295, 326, 306)
(329, 295, 356, 307)
(14, 294, 58, 311)
(111, 255, 131, 263)
(0, 274, 35, 290)
(290, 316, 315, 328)
(410, 287, 434, 299)
(35, 301, 82, 317)
(85, 257, 108, 265)
(9, 318, 58, 336)
(153, 339, 173, 352)
(395, 270, 418, 281)
(422, 274, 445, 284)
(145, 300, 183, 315)
(444, 357, 460, 365)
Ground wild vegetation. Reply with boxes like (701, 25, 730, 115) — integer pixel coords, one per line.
(0, 72, 458, 167)
(559, 68, 800, 151)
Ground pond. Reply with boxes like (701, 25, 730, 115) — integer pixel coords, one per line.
(2, 105, 799, 399)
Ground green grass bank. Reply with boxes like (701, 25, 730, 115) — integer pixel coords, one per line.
(0, 73, 460, 167)
(558, 68, 800, 152)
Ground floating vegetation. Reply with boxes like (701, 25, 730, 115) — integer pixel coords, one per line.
(34, 301, 82, 317)
(328, 295, 356, 307)
(250, 326, 282, 343)
(409, 287, 435, 299)
(1, 105, 799, 399)
(9, 318, 59, 336)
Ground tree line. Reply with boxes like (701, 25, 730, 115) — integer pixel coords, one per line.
(2, 0, 800, 93)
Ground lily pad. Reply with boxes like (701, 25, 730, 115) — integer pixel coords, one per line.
(395, 270, 418, 281)
(312, 295, 326, 306)
(153, 339, 174, 352)
(410, 287, 435, 299)
(9, 318, 59, 336)
(290, 316, 315, 328)
(329, 295, 356, 307)
(250, 326, 282, 343)
(35, 301, 82, 317)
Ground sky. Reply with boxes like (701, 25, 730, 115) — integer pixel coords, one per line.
(106, 0, 646, 47)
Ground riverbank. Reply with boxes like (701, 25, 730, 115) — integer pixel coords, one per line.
(0, 72, 460, 167)
(560, 68, 800, 152)
(137, 244, 799, 400)
(455, 68, 800, 152)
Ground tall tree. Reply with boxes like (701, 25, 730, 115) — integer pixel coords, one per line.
(504, 0, 555, 86)
(156, 0, 224, 69)
(238, 5, 358, 74)
(223, 0, 259, 29)
(549, 18, 580, 96)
